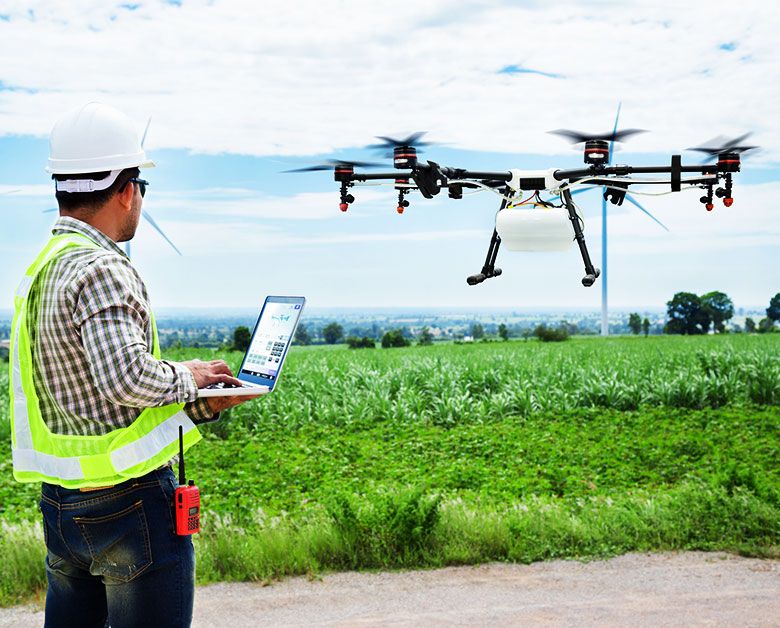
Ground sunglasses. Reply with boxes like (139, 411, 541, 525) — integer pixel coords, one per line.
(128, 177, 149, 198)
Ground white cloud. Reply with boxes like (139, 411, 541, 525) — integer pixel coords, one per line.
(0, 0, 778, 161)
(148, 187, 394, 220)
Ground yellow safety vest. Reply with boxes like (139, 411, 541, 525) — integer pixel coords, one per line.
(9, 232, 200, 488)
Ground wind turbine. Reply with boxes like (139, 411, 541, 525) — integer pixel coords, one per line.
(550, 104, 669, 336)
(44, 116, 182, 259)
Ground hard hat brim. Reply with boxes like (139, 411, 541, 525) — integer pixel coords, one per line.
(46, 154, 155, 175)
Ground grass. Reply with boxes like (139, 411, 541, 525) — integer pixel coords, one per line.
(0, 334, 778, 606)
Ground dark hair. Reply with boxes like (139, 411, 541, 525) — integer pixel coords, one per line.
(54, 167, 140, 215)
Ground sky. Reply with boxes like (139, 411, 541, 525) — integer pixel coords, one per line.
(0, 0, 778, 312)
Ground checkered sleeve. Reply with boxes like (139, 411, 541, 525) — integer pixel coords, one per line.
(70, 253, 199, 408)
(184, 399, 219, 424)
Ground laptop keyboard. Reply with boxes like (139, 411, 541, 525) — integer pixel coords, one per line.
(205, 382, 245, 389)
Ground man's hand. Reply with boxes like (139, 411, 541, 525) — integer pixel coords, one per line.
(205, 393, 262, 414)
(180, 359, 243, 388)
(179, 359, 262, 414)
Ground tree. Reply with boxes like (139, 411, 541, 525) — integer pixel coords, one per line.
(767, 293, 780, 323)
(498, 323, 509, 341)
(758, 317, 775, 334)
(232, 325, 251, 352)
(701, 291, 734, 333)
(322, 322, 344, 345)
(745, 317, 757, 333)
(628, 313, 642, 335)
(418, 327, 434, 346)
(664, 292, 710, 335)
(642, 317, 650, 337)
(470, 323, 485, 340)
(381, 329, 410, 348)
(294, 323, 311, 346)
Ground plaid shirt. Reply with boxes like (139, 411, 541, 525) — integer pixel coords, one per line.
(26, 216, 214, 436)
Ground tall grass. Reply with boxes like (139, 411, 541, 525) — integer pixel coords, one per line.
(0, 520, 46, 606)
(193, 482, 779, 585)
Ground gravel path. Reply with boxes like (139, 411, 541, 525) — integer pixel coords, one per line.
(1, 552, 778, 627)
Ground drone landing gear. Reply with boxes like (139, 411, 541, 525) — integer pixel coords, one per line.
(467, 228, 503, 285)
(562, 189, 601, 287)
(467, 192, 508, 286)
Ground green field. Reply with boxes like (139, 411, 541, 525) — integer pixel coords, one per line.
(1, 334, 779, 605)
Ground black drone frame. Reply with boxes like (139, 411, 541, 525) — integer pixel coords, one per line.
(322, 146, 743, 287)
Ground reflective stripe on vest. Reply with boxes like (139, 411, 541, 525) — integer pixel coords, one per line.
(9, 232, 201, 488)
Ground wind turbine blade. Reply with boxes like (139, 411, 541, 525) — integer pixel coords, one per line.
(125, 241, 131, 258)
(142, 210, 182, 256)
(43, 207, 58, 213)
(608, 102, 622, 165)
(624, 194, 670, 231)
(141, 116, 152, 148)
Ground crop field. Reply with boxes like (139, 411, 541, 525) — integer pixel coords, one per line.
(0, 334, 778, 605)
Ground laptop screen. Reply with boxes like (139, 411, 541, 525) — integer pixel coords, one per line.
(238, 296, 305, 388)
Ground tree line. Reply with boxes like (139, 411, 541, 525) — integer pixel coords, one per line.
(226, 291, 779, 351)
(625, 291, 779, 336)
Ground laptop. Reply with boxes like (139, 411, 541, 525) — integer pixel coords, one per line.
(197, 296, 306, 397)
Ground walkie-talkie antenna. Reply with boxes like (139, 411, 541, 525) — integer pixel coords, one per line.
(178, 425, 186, 486)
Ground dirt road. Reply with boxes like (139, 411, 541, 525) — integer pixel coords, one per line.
(1, 552, 778, 626)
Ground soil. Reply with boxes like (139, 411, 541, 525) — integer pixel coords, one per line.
(1, 551, 778, 627)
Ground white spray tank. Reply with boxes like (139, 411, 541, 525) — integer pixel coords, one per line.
(495, 205, 577, 252)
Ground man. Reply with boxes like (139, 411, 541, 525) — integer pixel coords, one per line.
(9, 102, 259, 627)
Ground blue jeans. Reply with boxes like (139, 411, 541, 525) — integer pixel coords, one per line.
(39, 467, 195, 628)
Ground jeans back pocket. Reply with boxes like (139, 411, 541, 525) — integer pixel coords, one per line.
(75, 500, 153, 583)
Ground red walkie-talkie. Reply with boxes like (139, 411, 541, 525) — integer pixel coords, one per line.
(175, 425, 200, 535)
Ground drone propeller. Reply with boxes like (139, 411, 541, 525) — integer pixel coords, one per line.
(687, 133, 759, 158)
(282, 159, 385, 173)
(548, 128, 646, 145)
(366, 132, 434, 151)
(367, 132, 439, 169)
(550, 122, 646, 166)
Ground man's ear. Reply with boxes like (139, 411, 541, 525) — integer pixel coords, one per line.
(116, 178, 135, 210)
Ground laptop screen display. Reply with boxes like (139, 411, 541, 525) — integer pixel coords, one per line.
(240, 297, 304, 385)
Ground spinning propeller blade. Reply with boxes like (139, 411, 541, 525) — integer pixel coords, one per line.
(687, 133, 759, 163)
(283, 159, 385, 173)
(366, 132, 436, 152)
(548, 127, 646, 145)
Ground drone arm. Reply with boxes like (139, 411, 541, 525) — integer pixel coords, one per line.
(553, 161, 720, 182)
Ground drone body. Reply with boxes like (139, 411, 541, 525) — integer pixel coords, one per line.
(286, 127, 755, 287)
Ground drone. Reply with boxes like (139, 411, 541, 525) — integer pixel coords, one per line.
(285, 127, 757, 287)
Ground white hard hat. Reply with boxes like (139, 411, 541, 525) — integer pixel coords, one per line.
(47, 102, 154, 175)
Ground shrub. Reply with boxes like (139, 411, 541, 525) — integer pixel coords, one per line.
(346, 336, 376, 349)
(533, 324, 569, 342)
